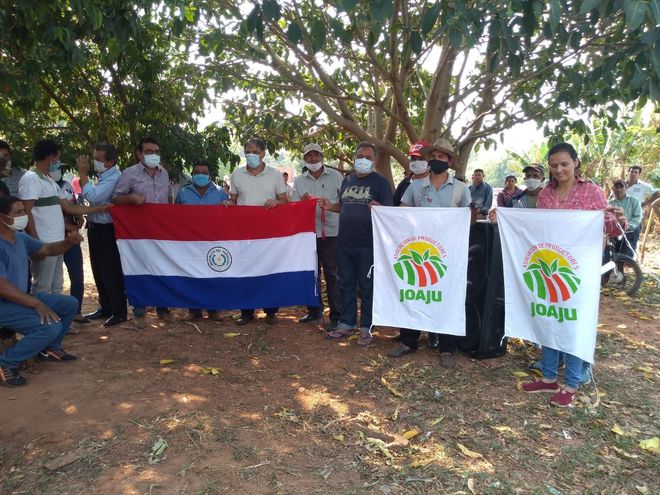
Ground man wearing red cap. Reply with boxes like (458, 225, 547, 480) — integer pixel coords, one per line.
(393, 141, 431, 206)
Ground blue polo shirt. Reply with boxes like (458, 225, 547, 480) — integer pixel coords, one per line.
(0, 232, 44, 296)
(174, 182, 228, 205)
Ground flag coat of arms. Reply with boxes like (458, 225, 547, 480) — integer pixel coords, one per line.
(497, 208, 604, 363)
(372, 207, 471, 335)
(110, 201, 318, 310)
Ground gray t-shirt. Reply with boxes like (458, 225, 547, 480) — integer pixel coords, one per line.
(292, 167, 343, 238)
(401, 174, 471, 208)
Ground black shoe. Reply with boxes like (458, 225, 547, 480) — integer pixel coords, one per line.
(38, 349, 78, 362)
(235, 315, 254, 326)
(84, 308, 111, 320)
(388, 344, 416, 358)
(298, 313, 320, 323)
(73, 316, 93, 324)
(1, 366, 27, 386)
(103, 315, 127, 327)
(265, 313, 278, 325)
(428, 333, 440, 349)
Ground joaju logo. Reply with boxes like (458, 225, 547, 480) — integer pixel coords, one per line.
(393, 237, 447, 304)
(523, 245, 580, 323)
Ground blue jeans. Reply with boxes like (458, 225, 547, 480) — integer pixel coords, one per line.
(0, 294, 78, 369)
(337, 245, 373, 331)
(540, 346, 590, 389)
(63, 243, 84, 314)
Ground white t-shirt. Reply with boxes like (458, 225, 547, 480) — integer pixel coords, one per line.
(627, 180, 657, 203)
(18, 170, 65, 242)
(230, 166, 287, 206)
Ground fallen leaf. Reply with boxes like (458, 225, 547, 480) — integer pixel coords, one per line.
(493, 425, 516, 434)
(430, 416, 445, 426)
(200, 367, 223, 375)
(456, 443, 483, 459)
(288, 374, 302, 379)
(347, 335, 359, 341)
(333, 434, 344, 442)
(637, 366, 654, 373)
(467, 478, 476, 494)
(597, 323, 607, 328)
(159, 359, 174, 365)
(512, 371, 529, 378)
(636, 485, 650, 494)
(611, 424, 626, 436)
(638, 437, 660, 455)
(210, 367, 220, 375)
(402, 429, 420, 440)
(223, 332, 241, 338)
(148, 437, 168, 464)
(391, 406, 399, 421)
(380, 377, 403, 397)
(616, 324, 627, 329)
(611, 446, 639, 459)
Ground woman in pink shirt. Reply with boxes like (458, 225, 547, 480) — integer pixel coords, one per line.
(521, 142, 627, 407)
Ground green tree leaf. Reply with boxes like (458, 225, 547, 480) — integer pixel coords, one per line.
(287, 21, 303, 44)
(625, 0, 647, 32)
(421, 3, 441, 35)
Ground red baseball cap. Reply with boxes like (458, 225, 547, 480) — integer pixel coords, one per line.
(408, 140, 430, 158)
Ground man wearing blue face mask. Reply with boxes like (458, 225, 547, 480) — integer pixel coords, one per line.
(19, 140, 109, 296)
(226, 136, 288, 325)
(174, 160, 228, 322)
(319, 142, 394, 346)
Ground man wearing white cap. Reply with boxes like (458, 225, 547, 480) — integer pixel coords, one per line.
(292, 144, 344, 329)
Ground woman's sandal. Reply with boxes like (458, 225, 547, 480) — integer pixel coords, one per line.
(0, 366, 27, 386)
(324, 328, 355, 340)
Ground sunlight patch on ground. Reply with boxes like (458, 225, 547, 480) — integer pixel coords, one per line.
(295, 387, 349, 416)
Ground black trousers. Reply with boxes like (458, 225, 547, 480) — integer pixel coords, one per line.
(307, 237, 341, 321)
(88, 222, 127, 319)
(399, 328, 456, 352)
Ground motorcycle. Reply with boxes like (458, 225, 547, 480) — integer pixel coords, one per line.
(601, 236, 643, 296)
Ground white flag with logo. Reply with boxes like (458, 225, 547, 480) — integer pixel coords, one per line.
(497, 208, 603, 363)
(372, 207, 470, 335)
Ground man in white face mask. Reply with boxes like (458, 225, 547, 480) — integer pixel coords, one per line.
(0, 141, 25, 196)
(226, 136, 288, 326)
(112, 137, 173, 323)
(393, 141, 430, 206)
(512, 164, 545, 209)
(0, 195, 82, 387)
(291, 143, 344, 329)
(318, 142, 394, 347)
(18, 140, 109, 296)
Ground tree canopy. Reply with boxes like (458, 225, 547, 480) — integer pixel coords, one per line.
(201, 0, 659, 180)
(1, 0, 658, 181)
(0, 0, 237, 174)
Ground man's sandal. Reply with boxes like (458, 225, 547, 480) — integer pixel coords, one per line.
(1, 366, 27, 386)
(324, 328, 355, 340)
(37, 349, 78, 362)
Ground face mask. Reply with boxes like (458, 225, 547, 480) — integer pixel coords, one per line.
(409, 160, 428, 175)
(245, 153, 261, 168)
(143, 154, 160, 168)
(524, 178, 542, 190)
(93, 160, 107, 173)
(305, 161, 323, 173)
(354, 158, 373, 174)
(50, 169, 62, 182)
(192, 174, 210, 187)
(429, 159, 449, 175)
(49, 160, 62, 172)
(4, 160, 11, 171)
(4, 214, 28, 232)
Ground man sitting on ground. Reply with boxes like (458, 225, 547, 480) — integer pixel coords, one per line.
(0, 196, 80, 387)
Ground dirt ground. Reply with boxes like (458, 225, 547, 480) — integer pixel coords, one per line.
(1, 242, 658, 495)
